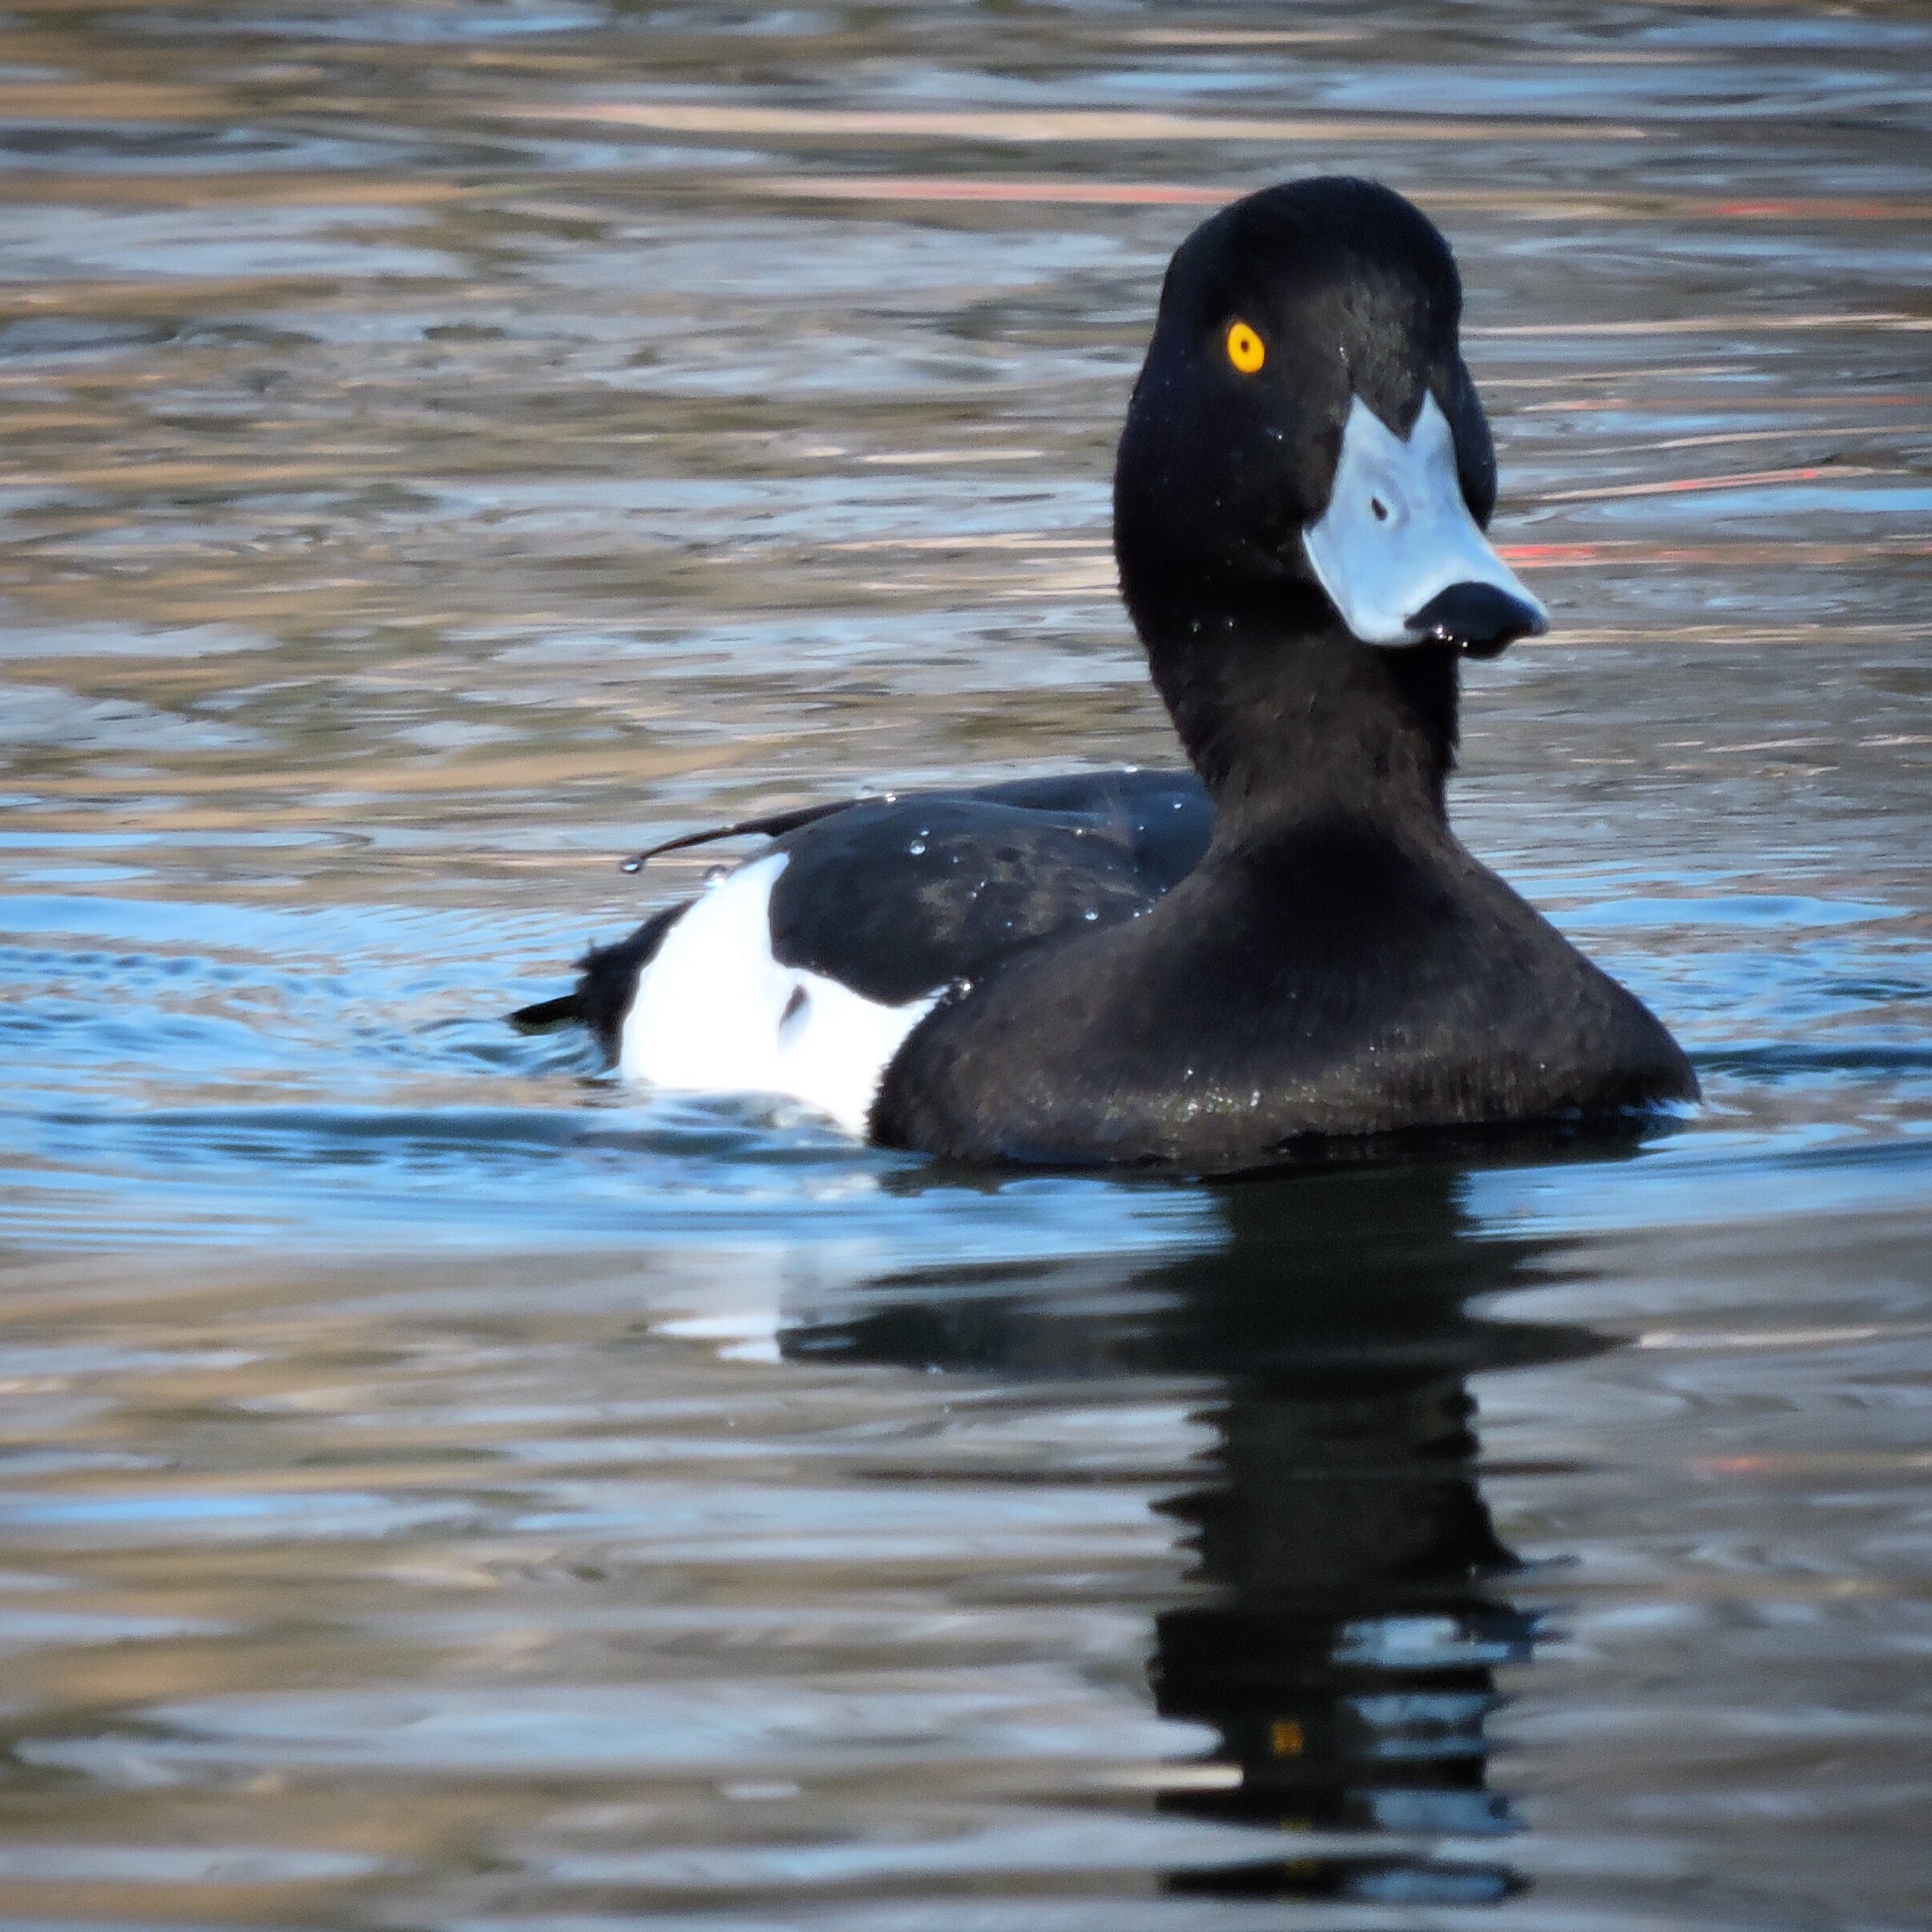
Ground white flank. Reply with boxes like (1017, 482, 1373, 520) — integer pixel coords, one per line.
(618, 851, 940, 1136)
(1301, 393, 1546, 646)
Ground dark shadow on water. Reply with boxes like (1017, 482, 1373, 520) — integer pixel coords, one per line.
(784, 1164, 1608, 1906)
(875, 1105, 1684, 1195)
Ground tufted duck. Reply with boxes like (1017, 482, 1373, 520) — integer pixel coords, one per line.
(513, 177, 1697, 1168)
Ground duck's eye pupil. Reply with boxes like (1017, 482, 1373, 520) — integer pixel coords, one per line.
(1225, 321, 1266, 375)
(1371, 497, 1389, 522)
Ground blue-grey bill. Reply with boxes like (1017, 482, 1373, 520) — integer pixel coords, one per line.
(1301, 393, 1548, 648)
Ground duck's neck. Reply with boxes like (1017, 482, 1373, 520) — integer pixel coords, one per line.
(1133, 586, 1461, 850)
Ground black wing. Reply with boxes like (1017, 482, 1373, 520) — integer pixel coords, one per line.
(510, 769, 1214, 1053)
(622, 768, 1210, 881)
(766, 774, 1211, 1004)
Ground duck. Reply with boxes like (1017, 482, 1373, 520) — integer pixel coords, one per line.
(512, 175, 1697, 1169)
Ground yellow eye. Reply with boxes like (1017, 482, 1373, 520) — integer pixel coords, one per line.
(1225, 320, 1266, 374)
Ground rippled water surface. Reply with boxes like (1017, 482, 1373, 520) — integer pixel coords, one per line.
(2, 3, 1930, 1926)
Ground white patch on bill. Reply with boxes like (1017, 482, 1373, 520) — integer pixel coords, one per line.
(618, 851, 939, 1136)
(1302, 393, 1547, 646)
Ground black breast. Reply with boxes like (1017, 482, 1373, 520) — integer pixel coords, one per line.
(870, 822, 1698, 1168)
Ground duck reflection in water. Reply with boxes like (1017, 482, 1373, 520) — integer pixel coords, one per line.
(784, 1161, 1610, 1906)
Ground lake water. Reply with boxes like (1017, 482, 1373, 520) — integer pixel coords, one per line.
(2, 3, 1930, 1927)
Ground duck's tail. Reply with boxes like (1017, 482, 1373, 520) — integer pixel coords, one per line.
(508, 991, 585, 1032)
(508, 902, 685, 1061)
